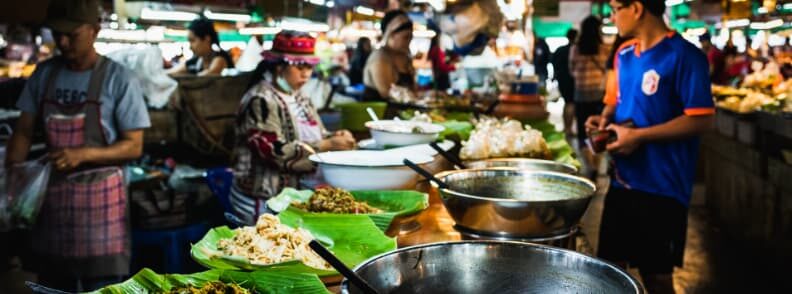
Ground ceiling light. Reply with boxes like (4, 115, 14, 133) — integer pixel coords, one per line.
(205, 10, 251, 23)
(140, 7, 198, 21)
(725, 18, 750, 28)
(602, 26, 618, 35)
(750, 19, 784, 30)
(239, 27, 282, 35)
(355, 6, 375, 16)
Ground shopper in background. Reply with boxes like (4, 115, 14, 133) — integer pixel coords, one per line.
(348, 37, 372, 86)
(230, 31, 355, 224)
(587, 1, 715, 293)
(363, 10, 415, 102)
(700, 32, 726, 84)
(5, 0, 150, 290)
(168, 18, 234, 76)
(551, 29, 578, 135)
(533, 34, 551, 86)
(570, 16, 609, 179)
(428, 23, 457, 91)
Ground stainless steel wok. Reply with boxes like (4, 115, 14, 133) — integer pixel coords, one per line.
(341, 241, 644, 294)
(433, 168, 596, 238)
(465, 158, 578, 174)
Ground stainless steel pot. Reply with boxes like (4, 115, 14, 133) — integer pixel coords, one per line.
(433, 168, 595, 238)
(465, 158, 578, 174)
(342, 241, 644, 294)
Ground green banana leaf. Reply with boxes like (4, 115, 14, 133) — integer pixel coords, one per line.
(526, 119, 581, 169)
(267, 188, 429, 231)
(94, 268, 329, 294)
(191, 211, 396, 276)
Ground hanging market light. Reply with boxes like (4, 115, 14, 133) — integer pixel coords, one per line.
(140, 7, 198, 21)
(205, 9, 251, 23)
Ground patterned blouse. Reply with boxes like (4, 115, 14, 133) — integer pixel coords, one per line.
(570, 43, 610, 102)
(232, 81, 327, 199)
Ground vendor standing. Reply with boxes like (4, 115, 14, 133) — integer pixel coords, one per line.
(167, 18, 234, 76)
(586, 1, 714, 293)
(362, 10, 415, 104)
(230, 31, 356, 224)
(4, 0, 150, 291)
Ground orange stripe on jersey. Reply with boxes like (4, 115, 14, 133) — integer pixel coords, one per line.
(604, 70, 618, 105)
(605, 39, 640, 105)
(684, 107, 716, 116)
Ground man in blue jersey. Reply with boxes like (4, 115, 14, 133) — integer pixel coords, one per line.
(585, 1, 715, 293)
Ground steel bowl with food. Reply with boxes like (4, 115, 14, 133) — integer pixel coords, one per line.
(432, 168, 595, 238)
(342, 241, 644, 294)
(365, 120, 445, 147)
(465, 158, 578, 174)
(310, 150, 434, 190)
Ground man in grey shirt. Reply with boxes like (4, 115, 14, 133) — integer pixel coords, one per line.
(5, 0, 149, 291)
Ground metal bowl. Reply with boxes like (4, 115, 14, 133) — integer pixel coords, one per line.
(342, 241, 644, 294)
(465, 158, 578, 174)
(433, 168, 595, 238)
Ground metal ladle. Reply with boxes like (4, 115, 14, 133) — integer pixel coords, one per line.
(309, 240, 379, 294)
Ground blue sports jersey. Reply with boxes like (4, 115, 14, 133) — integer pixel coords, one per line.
(606, 32, 714, 206)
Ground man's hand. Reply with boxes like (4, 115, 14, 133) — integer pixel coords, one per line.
(49, 148, 89, 171)
(605, 124, 642, 155)
(585, 115, 611, 134)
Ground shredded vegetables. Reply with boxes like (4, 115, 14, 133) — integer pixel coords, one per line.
(217, 214, 330, 270)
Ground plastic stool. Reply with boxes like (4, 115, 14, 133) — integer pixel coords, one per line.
(131, 222, 209, 273)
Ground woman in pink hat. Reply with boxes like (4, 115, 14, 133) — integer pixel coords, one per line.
(229, 30, 356, 224)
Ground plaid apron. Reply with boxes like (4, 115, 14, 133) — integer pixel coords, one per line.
(31, 56, 130, 277)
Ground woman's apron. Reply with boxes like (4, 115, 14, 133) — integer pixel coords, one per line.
(31, 56, 130, 278)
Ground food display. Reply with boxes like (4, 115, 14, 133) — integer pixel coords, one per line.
(293, 187, 383, 214)
(216, 214, 331, 270)
(460, 117, 551, 160)
(166, 281, 250, 294)
(712, 84, 787, 114)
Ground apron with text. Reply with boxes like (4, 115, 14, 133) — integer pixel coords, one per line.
(31, 56, 129, 277)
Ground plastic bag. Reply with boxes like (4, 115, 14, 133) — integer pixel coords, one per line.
(1, 157, 52, 230)
(105, 46, 177, 109)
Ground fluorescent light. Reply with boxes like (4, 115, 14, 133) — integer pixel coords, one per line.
(725, 18, 750, 28)
(166, 29, 189, 37)
(205, 10, 251, 23)
(355, 6, 375, 16)
(602, 26, 618, 35)
(785, 3, 792, 10)
(413, 0, 446, 11)
(140, 7, 198, 21)
(413, 30, 437, 38)
(758, 7, 769, 14)
(308, 0, 325, 5)
(239, 27, 282, 35)
(685, 28, 708, 36)
(110, 22, 119, 29)
(750, 19, 784, 30)
(280, 21, 329, 32)
(326, 1, 335, 8)
(665, 0, 684, 6)
(110, 13, 118, 21)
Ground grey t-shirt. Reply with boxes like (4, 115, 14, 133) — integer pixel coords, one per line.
(17, 57, 151, 144)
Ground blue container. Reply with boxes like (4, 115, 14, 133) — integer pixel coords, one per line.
(511, 82, 538, 95)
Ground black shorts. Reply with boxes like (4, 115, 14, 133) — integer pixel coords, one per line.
(597, 187, 688, 275)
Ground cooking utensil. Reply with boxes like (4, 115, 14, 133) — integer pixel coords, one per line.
(465, 158, 577, 174)
(309, 240, 379, 294)
(309, 150, 434, 190)
(366, 107, 379, 122)
(403, 159, 448, 189)
(433, 168, 595, 238)
(429, 142, 466, 169)
(341, 241, 644, 294)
